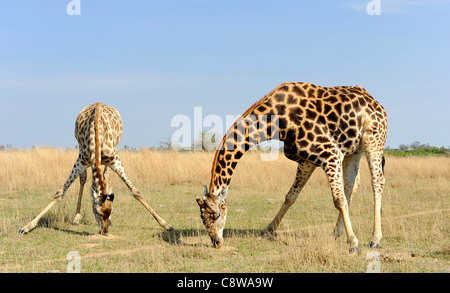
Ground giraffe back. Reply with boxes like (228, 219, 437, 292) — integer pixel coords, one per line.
(75, 102, 123, 164)
(209, 82, 388, 192)
(251, 82, 388, 163)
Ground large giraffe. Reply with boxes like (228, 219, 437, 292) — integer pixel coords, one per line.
(20, 102, 173, 235)
(196, 82, 387, 253)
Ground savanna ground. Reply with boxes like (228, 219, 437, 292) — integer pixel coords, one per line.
(0, 148, 448, 273)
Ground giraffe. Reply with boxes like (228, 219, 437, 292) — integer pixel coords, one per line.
(19, 102, 173, 235)
(196, 82, 387, 253)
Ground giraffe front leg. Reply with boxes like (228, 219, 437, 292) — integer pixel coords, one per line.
(108, 156, 174, 231)
(19, 196, 60, 235)
(263, 161, 316, 234)
(19, 160, 88, 235)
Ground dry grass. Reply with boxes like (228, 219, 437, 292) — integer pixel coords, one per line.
(0, 148, 449, 273)
(0, 148, 300, 192)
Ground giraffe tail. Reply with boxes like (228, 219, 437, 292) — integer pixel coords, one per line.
(90, 102, 107, 196)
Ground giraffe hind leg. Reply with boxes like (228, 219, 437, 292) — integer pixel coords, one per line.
(103, 165, 112, 194)
(72, 170, 87, 225)
(323, 153, 360, 254)
(333, 149, 363, 239)
(102, 166, 113, 226)
(365, 149, 385, 248)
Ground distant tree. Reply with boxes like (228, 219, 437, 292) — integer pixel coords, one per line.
(158, 137, 183, 151)
(410, 141, 421, 150)
(157, 138, 171, 150)
(399, 141, 434, 151)
(123, 145, 137, 152)
(398, 144, 408, 151)
(193, 131, 219, 151)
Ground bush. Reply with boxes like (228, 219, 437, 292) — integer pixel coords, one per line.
(385, 147, 449, 157)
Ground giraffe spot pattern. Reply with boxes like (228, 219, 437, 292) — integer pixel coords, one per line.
(209, 82, 388, 194)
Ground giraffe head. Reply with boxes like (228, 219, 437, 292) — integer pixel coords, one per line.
(196, 185, 228, 248)
(91, 187, 114, 235)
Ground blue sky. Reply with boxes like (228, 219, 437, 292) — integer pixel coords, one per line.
(0, 0, 449, 149)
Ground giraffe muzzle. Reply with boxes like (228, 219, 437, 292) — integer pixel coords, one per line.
(212, 237, 223, 249)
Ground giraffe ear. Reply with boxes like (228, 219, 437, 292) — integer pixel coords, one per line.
(203, 185, 208, 197)
(196, 196, 204, 206)
(108, 186, 113, 195)
(218, 186, 228, 201)
(90, 188, 100, 201)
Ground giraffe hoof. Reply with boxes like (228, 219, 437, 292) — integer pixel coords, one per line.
(368, 241, 382, 249)
(261, 227, 275, 236)
(72, 214, 82, 225)
(19, 227, 32, 235)
(349, 246, 361, 254)
(19, 224, 34, 235)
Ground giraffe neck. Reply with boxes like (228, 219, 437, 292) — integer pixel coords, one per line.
(209, 97, 278, 195)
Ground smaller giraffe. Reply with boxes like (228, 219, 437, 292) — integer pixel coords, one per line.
(19, 102, 173, 235)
